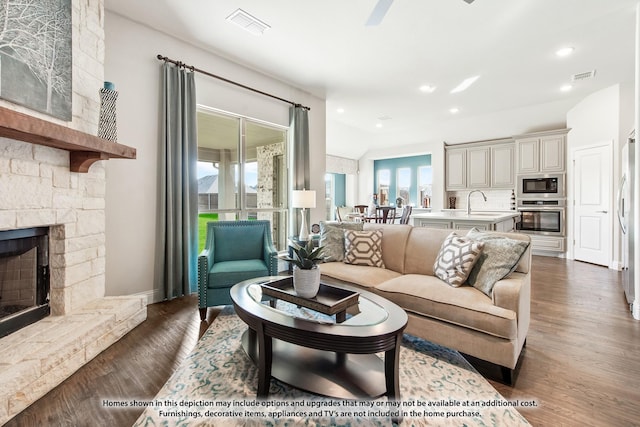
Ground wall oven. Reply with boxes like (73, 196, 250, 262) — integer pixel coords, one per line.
(517, 199, 566, 236)
(517, 173, 565, 199)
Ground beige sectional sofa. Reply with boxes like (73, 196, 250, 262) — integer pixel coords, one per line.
(318, 223, 531, 384)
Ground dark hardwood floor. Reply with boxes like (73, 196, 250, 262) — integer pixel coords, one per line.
(6, 257, 640, 427)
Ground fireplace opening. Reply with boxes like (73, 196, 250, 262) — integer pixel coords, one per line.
(0, 227, 50, 338)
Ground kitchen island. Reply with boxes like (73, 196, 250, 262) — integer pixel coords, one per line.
(411, 211, 520, 232)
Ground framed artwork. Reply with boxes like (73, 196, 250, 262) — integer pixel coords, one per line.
(0, 0, 72, 120)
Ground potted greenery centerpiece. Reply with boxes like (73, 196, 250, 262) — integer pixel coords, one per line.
(282, 240, 325, 298)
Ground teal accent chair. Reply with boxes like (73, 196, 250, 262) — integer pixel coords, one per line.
(198, 220, 278, 320)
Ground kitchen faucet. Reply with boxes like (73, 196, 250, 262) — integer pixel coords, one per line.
(467, 190, 487, 216)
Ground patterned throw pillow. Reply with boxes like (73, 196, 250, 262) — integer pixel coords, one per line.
(319, 221, 364, 262)
(343, 229, 385, 268)
(466, 228, 530, 296)
(433, 232, 485, 287)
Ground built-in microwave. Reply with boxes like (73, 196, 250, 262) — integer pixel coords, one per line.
(517, 173, 565, 199)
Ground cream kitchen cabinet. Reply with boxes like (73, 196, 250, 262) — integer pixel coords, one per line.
(445, 147, 466, 190)
(491, 144, 515, 188)
(467, 146, 490, 188)
(516, 129, 569, 174)
(445, 140, 514, 190)
(529, 235, 565, 253)
(411, 212, 519, 231)
(413, 218, 453, 229)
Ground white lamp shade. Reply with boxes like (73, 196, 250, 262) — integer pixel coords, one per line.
(291, 190, 316, 209)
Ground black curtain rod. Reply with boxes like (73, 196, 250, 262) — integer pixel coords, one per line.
(156, 54, 310, 111)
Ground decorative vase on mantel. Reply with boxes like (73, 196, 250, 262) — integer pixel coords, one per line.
(98, 81, 118, 142)
(292, 265, 321, 298)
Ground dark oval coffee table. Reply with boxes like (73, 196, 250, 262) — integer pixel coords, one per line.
(230, 276, 408, 401)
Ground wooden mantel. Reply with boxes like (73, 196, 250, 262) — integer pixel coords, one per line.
(0, 106, 136, 173)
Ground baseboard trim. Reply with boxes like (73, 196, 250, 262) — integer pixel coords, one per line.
(610, 261, 624, 271)
(136, 289, 165, 305)
(632, 301, 640, 320)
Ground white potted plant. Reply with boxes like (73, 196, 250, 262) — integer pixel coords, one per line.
(283, 241, 325, 298)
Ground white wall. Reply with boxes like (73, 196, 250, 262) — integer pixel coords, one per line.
(104, 12, 325, 301)
(566, 83, 634, 268)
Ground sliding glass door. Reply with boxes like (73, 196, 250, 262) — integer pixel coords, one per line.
(196, 107, 289, 251)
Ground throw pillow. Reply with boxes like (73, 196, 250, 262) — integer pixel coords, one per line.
(319, 221, 364, 262)
(466, 228, 530, 296)
(343, 229, 385, 268)
(433, 232, 485, 287)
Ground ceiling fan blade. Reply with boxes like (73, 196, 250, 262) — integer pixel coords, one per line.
(365, 0, 394, 26)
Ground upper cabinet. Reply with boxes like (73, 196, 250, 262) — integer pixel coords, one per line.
(445, 139, 514, 190)
(445, 147, 467, 190)
(468, 146, 491, 188)
(515, 129, 569, 174)
(491, 144, 515, 188)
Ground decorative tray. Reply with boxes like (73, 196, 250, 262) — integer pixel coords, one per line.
(260, 276, 359, 317)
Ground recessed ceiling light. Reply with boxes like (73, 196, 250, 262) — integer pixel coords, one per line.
(226, 9, 270, 36)
(450, 76, 480, 94)
(419, 85, 436, 93)
(449, 107, 459, 114)
(556, 47, 574, 57)
(336, 108, 345, 113)
(560, 84, 573, 92)
(376, 123, 383, 128)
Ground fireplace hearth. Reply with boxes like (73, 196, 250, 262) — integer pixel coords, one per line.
(0, 227, 50, 338)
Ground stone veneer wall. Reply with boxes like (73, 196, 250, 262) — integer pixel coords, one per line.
(326, 154, 358, 175)
(0, 141, 108, 315)
(0, 0, 146, 423)
(0, 0, 107, 314)
(256, 142, 285, 210)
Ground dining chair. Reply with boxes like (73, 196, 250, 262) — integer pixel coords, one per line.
(352, 204, 369, 222)
(399, 205, 413, 224)
(375, 206, 396, 224)
(335, 206, 352, 222)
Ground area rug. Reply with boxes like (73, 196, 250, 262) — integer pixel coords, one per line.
(132, 307, 530, 427)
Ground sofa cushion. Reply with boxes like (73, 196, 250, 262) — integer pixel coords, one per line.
(375, 274, 517, 340)
(319, 262, 401, 289)
(319, 221, 363, 262)
(363, 223, 412, 273)
(466, 228, 530, 297)
(433, 232, 485, 287)
(404, 227, 453, 275)
(344, 229, 385, 268)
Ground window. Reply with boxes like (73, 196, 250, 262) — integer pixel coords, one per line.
(396, 168, 411, 205)
(196, 108, 288, 251)
(377, 169, 390, 205)
(373, 155, 431, 207)
(325, 173, 346, 220)
(418, 166, 432, 207)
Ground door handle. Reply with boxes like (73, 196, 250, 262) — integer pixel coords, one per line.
(596, 210, 608, 214)
(618, 174, 627, 234)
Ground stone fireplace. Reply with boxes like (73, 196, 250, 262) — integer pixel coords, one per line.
(0, 134, 146, 426)
(0, 227, 50, 338)
(0, 0, 145, 424)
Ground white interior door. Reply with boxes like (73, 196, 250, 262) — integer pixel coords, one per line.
(573, 143, 612, 266)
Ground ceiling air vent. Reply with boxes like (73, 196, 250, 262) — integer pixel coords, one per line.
(226, 9, 270, 36)
(571, 70, 596, 82)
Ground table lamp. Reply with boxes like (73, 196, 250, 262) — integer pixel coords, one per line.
(292, 189, 316, 241)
